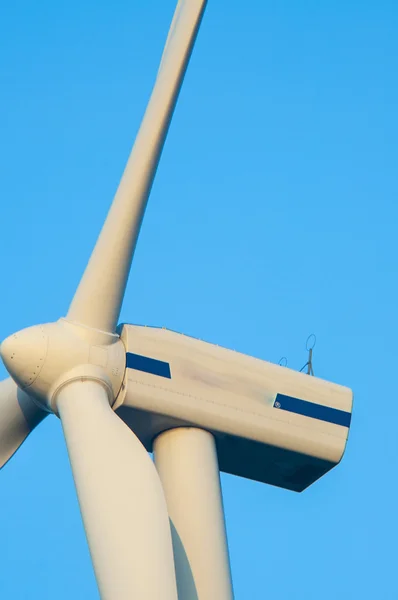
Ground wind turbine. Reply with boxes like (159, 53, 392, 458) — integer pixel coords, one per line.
(0, 1, 353, 599)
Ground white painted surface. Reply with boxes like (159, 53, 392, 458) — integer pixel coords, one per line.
(0, 377, 47, 469)
(67, 0, 208, 333)
(118, 325, 352, 490)
(154, 428, 234, 600)
(57, 379, 178, 600)
(0, 320, 126, 412)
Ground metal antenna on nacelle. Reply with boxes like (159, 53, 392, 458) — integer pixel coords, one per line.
(300, 334, 316, 376)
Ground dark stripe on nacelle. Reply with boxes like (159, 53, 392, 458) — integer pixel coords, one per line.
(274, 394, 351, 428)
(126, 353, 171, 379)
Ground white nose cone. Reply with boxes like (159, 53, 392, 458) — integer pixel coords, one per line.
(0, 326, 48, 389)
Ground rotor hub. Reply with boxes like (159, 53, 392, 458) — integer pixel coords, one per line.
(1, 325, 48, 390)
(0, 319, 126, 413)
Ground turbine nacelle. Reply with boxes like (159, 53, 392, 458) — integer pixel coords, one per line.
(0, 319, 126, 412)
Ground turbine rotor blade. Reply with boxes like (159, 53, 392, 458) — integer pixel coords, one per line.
(67, 0, 207, 333)
(56, 379, 178, 600)
(0, 378, 47, 469)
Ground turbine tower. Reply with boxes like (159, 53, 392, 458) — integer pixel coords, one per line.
(0, 1, 353, 598)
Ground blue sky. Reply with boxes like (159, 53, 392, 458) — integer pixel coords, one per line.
(1, 0, 397, 598)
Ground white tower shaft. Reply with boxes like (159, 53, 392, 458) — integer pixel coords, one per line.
(154, 428, 234, 599)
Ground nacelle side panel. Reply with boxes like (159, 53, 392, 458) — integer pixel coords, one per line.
(116, 325, 353, 492)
